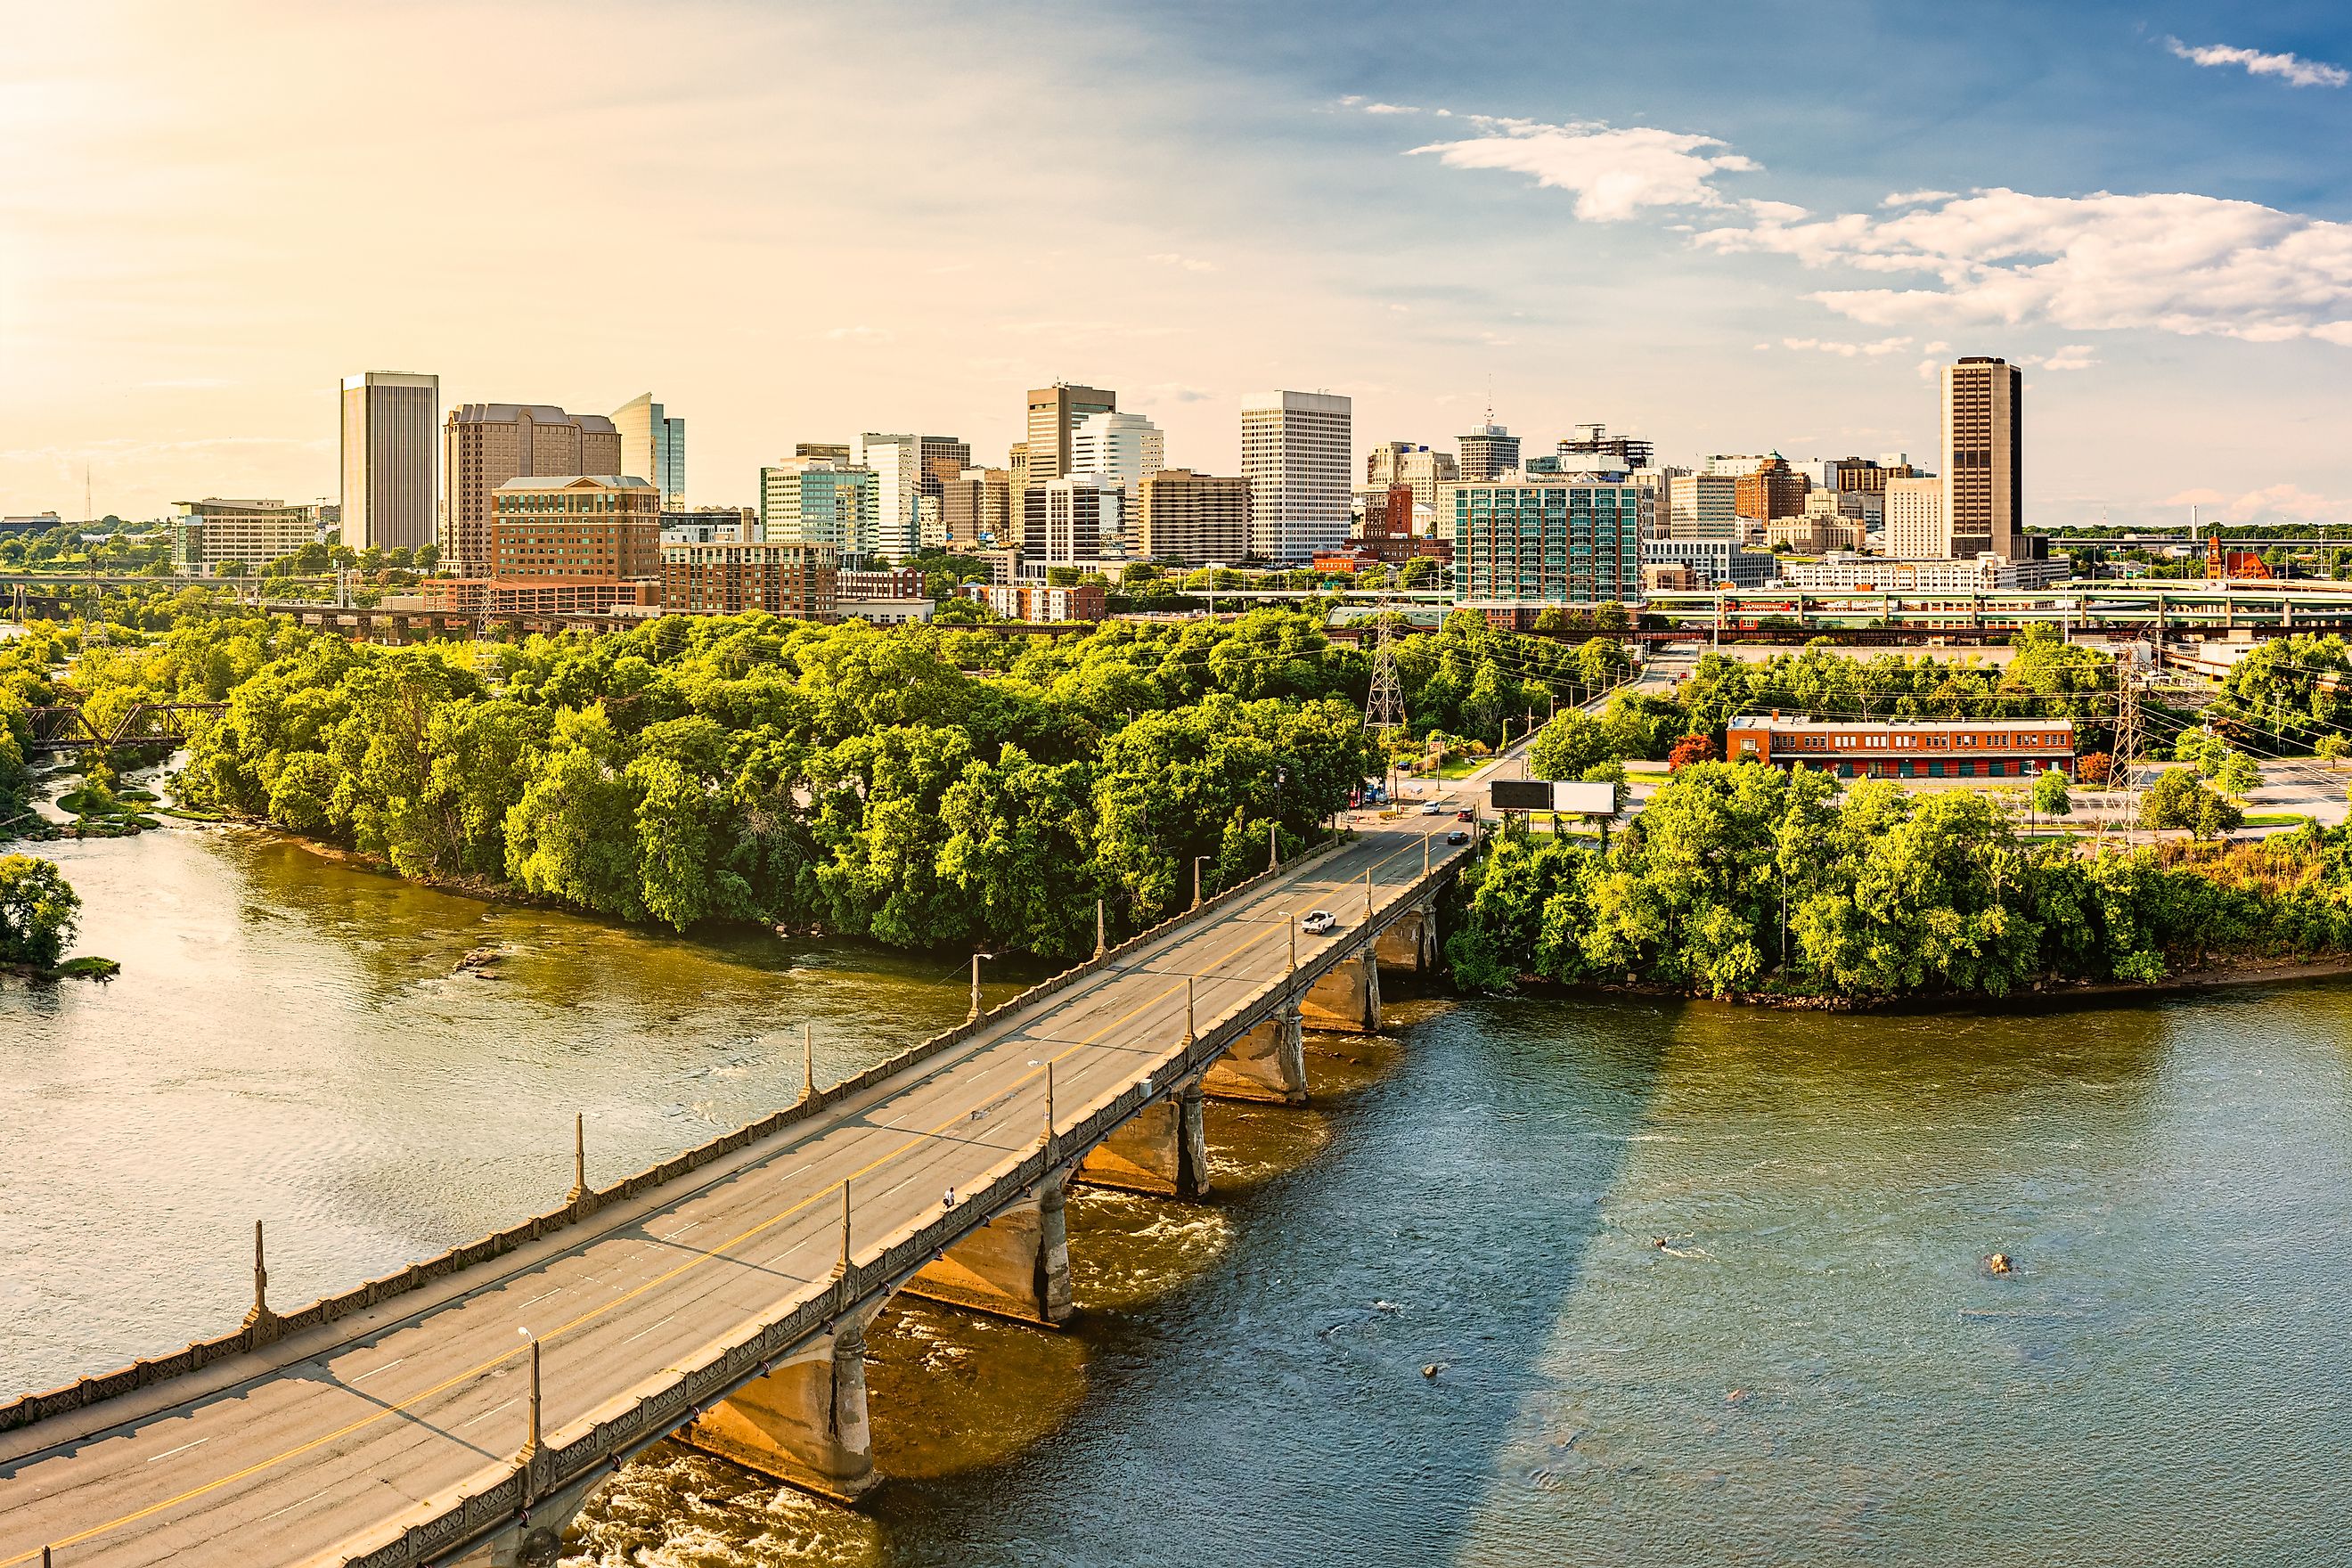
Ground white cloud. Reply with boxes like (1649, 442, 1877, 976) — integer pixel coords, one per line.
(2030, 344, 2099, 371)
(2165, 37, 2348, 89)
(2167, 483, 2348, 521)
(1781, 335, 1915, 356)
(1698, 187, 2352, 345)
(824, 324, 893, 341)
(1408, 118, 1758, 221)
(1361, 102, 1421, 115)
(1145, 251, 1217, 272)
(1883, 190, 1957, 208)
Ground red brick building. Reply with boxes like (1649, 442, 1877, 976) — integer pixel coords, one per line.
(1724, 713, 2078, 780)
(661, 541, 839, 620)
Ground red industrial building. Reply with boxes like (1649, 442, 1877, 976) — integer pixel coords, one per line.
(1724, 713, 2078, 780)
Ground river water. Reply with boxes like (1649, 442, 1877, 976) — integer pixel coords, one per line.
(4, 820, 2350, 1565)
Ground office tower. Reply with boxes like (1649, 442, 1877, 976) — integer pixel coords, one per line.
(170, 498, 319, 574)
(339, 371, 438, 552)
(1662, 471, 1741, 540)
(795, 442, 853, 465)
(1884, 477, 1948, 558)
(1069, 410, 1165, 486)
(1458, 422, 1520, 483)
(1823, 454, 1921, 494)
(853, 434, 920, 560)
(1135, 469, 1249, 565)
(613, 394, 686, 508)
(1366, 442, 1459, 514)
(1451, 476, 1643, 607)
(1007, 441, 1030, 494)
(760, 460, 877, 553)
(1734, 455, 1810, 522)
(1241, 389, 1352, 563)
(1555, 422, 1654, 472)
(1022, 474, 1123, 566)
(1942, 355, 2021, 558)
(1025, 383, 1117, 487)
(941, 467, 1015, 549)
(441, 404, 622, 573)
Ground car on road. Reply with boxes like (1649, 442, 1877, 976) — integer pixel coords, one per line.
(1456, 808, 1474, 822)
(1420, 802, 1443, 815)
(1300, 910, 1336, 935)
(1446, 829, 1471, 845)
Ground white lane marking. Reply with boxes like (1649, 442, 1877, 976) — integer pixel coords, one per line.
(621, 1311, 678, 1345)
(147, 1437, 209, 1462)
(260, 1482, 340, 1521)
(512, 1285, 563, 1310)
(347, 1355, 408, 1384)
(456, 1395, 518, 1431)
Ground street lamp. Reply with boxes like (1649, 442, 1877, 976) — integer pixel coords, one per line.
(1193, 854, 1211, 908)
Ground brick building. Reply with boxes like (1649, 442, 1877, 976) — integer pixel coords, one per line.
(1724, 713, 2078, 780)
(660, 540, 839, 619)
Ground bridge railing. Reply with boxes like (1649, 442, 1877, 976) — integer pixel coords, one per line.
(341, 837, 1468, 1567)
(0, 831, 1361, 1437)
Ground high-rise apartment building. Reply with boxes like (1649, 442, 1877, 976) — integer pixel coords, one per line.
(170, 498, 320, 574)
(1451, 478, 1644, 610)
(760, 461, 878, 554)
(1458, 422, 1521, 482)
(339, 372, 438, 552)
(941, 468, 1015, 550)
(489, 475, 661, 582)
(662, 540, 839, 620)
(613, 394, 686, 508)
(441, 404, 622, 573)
(1069, 410, 1165, 486)
(1136, 469, 1249, 565)
(1884, 477, 1948, 559)
(1942, 356, 2021, 559)
(1366, 442, 1459, 514)
(1024, 383, 1117, 488)
(1556, 422, 1655, 472)
(1662, 471, 1741, 540)
(1734, 455, 1810, 523)
(1241, 389, 1352, 563)
(1022, 474, 1123, 566)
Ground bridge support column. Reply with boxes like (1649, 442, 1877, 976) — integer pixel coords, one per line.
(1301, 948, 1381, 1033)
(680, 1312, 877, 1500)
(903, 1175, 1073, 1325)
(1204, 1004, 1307, 1105)
(1078, 1077, 1211, 1198)
(1374, 901, 1438, 974)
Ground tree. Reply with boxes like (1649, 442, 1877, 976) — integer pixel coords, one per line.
(2213, 748, 2263, 800)
(1667, 733, 1717, 772)
(2031, 767, 2072, 822)
(2139, 767, 2242, 840)
(2075, 750, 2112, 787)
(0, 854, 79, 969)
(1530, 713, 1609, 780)
(2320, 735, 2349, 772)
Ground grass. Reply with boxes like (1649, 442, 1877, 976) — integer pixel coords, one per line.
(2242, 813, 2315, 828)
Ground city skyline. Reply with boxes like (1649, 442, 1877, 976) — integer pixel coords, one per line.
(5, 1, 2351, 527)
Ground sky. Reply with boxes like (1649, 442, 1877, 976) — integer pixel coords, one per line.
(4, 0, 2350, 529)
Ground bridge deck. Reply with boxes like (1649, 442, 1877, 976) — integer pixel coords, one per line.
(0, 827, 1452, 1566)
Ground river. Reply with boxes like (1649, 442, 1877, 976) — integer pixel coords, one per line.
(4, 819, 2350, 1565)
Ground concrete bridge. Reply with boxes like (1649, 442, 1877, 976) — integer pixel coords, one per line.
(0, 826, 1461, 1566)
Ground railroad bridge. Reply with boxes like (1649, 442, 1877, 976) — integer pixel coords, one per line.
(0, 826, 1461, 1566)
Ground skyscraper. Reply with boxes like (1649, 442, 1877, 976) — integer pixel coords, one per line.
(441, 404, 622, 574)
(1941, 355, 2021, 559)
(1884, 477, 1948, 559)
(760, 461, 877, 553)
(1555, 422, 1654, 472)
(1136, 470, 1249, 566)
(1024, 383, 1117, 487)
(1458, 422, 1521, 482)
(1069, 410, 1165, 486)
(850, 434, 970, 560)
(941, 468, 1014, 549)
(1241, 389, 1352, 563)
(613, 394, 686, 508)
(1366, 442, 1459, 514)
(339, 372, 438, 552)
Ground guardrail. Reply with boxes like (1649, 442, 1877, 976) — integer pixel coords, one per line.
(0, 834, 1356, 1437)
(341, 837, 1467, 1567)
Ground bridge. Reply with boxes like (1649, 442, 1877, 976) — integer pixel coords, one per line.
(0, 824, 1463, 1566)
(1645, 583, 2352, 641)
(22, 704, 227, 756)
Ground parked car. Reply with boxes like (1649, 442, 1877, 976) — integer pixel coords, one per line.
(1300, 910, 1336, 935)
(1456, 808, 1475, 822)
(1420, 802, 1443, 815)
(1445, 829, 1471, 846)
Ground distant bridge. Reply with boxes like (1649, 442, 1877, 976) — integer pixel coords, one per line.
(0, 825, 1463, 1566)
(23, 702, 226, 755)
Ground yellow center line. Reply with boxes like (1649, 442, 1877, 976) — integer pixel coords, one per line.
(6, 835, 1441, 1564)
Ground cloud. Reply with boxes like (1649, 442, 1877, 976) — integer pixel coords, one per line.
(1146, 251, 1217, 272)
(2165, 483, 2348, 521)
(1361, 102, 1421, 115)
(1781, 335, 1915, 356)
(2029, 344, 2099, 371)
(1699, 187, 2352, 345)
(1882, 190, 1957, 208)
(2165, 37, 2348, 89)
(1407, 118, 1758, 221)
(824, 324, 893, 341)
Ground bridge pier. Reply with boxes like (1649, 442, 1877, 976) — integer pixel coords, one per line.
(1374, 901, 1438, 974)
(1078, 1076, 1211, 1197)
(904, 1175, 1073, 1325)
(1300, 948, 1381, 1033)
(1204, 1003, 1307, 1105)
(680, 1309, 878, 1501)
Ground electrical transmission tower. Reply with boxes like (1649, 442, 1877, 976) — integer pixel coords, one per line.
(2110, 657, 2144, 841)
(1363, 614, 1407, 739)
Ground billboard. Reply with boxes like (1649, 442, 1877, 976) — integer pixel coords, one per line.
(1490, 780, 1621, 815)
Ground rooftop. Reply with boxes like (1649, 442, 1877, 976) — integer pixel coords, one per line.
(493, 475, 657, 492)
(1729, 714, 2076, 733)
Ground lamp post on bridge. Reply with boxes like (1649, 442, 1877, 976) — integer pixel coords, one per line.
(833, 1180, 853, 1279)
(802, 1023, 815, 1102)
(1193, 854, 1211, 909)
(566, 1114, 586, 1205)
(966, 952, 990, 1024)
